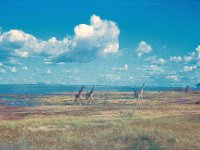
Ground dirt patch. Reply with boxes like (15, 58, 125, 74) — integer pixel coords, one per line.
(175, 99, 191, 104)
(0, 106, 30, 120)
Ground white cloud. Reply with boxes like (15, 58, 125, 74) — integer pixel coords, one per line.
(8, 58, 21, 65)
(183, 65, 197, 72)
(184, 56, 193, 63)
(56, 62, 65, 65)
(63, 68, 79, 74)
(125, 64, 128, 70)
(44, 61, 53, 65)
(74, 24, 94, 38)
(112, 64, 128, 71)
(169, 56, 182, 63)
(183, 52, 195, 63)
(0, 14, 120, 63)
(136, 41, 152, 58)
(144, 56, 156, 62)
(14, 50, 29, 57)
(148, 65, 163, 71)
(144, 56, 167, 65)
(104, 74, 120, 80)
(22, 66, 28, 71)
(10, 67, 17, 72)
(165, 75, 179, 81)
(156, 58, 167, 65)
(46, 68, 52, 74)
(196, 45, 200, 59)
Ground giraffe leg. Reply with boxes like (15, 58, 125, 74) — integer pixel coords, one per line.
(78, 97, 82, 105)
(85, 97, 89, 104)
(74, 96, 78, 105)
(136, 99, 139, 105)
(90, 97, 92, 105)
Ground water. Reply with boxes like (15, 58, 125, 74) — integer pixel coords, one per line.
(0, 84, 193, 106)
(0, 84, 183, 95)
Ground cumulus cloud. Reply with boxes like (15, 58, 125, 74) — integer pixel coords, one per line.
(8, 58, 21, 65)
(56, 62, 65, 65)
(144, 56, 166, 65)
(169, 56, 182, 63)
(196, 45, 200, 59)
(112, 64, 128, 71)
(46, 68, 52, 74)
(10, 67, 17, 72)
(0, 15, 120, 63)
(63, 68, 79, 74)
(44, 61, 53, 65)
(136, 41, 152, 58)
(165, 75, 179, 81)
(183, 65, 197, 72)
(22, 66, 28, 71)
(183, 52, 195, 63)
(102, 74, 120, 80)
(169, 48, 198, 65)
(148, 65, 164, 72)
(0, 62, 19, 73)
(0, 30, 70, 63)
(157, 58, 167, 64)
(106, 74, 120, 80)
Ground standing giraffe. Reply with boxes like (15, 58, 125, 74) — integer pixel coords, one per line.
(133, 83, 145, 105)
(74, 85, 86, 105)
(133, 86, 139, 98)
(138, 83, 145, 99)
(85, 86, 95, 104)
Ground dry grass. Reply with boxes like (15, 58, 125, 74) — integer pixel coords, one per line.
(0, 91, 200, 150)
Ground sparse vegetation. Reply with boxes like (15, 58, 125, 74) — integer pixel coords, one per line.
(0, 91, 200, 150)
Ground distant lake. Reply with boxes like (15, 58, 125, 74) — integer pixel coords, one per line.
(0, 84, 188, 95)
(0, 84, 198, 107)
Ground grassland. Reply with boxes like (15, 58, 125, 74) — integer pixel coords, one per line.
(0, 91, 200, 150)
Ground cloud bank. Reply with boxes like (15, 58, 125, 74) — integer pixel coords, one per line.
(0, 15, 120, 64)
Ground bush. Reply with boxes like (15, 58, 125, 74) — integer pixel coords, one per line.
(128, 135, 163, 150)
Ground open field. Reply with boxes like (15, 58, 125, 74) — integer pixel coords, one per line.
(0, 91, 200, 150)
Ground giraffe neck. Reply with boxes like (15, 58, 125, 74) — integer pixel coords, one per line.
(139, 86, 144, 94)
(133, 87, 137, 94)
(90, 86, 94, 94)
(78, 86, 84, 95)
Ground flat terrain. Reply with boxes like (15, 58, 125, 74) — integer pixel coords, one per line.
(0, 91, 200, 150)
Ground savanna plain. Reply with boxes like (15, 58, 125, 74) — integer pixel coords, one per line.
(0, 91, 200, 150)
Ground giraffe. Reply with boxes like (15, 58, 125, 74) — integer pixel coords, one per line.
(133, 83, 145, 105)
(74, 85, 86, 105)
(184, 85, 191, 92)
(133, 86, 139, 98)
(138, 83, 145, 99)
(85, 86, 95, 104)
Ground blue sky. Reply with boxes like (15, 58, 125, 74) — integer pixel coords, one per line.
(0, 0, 200, 86)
